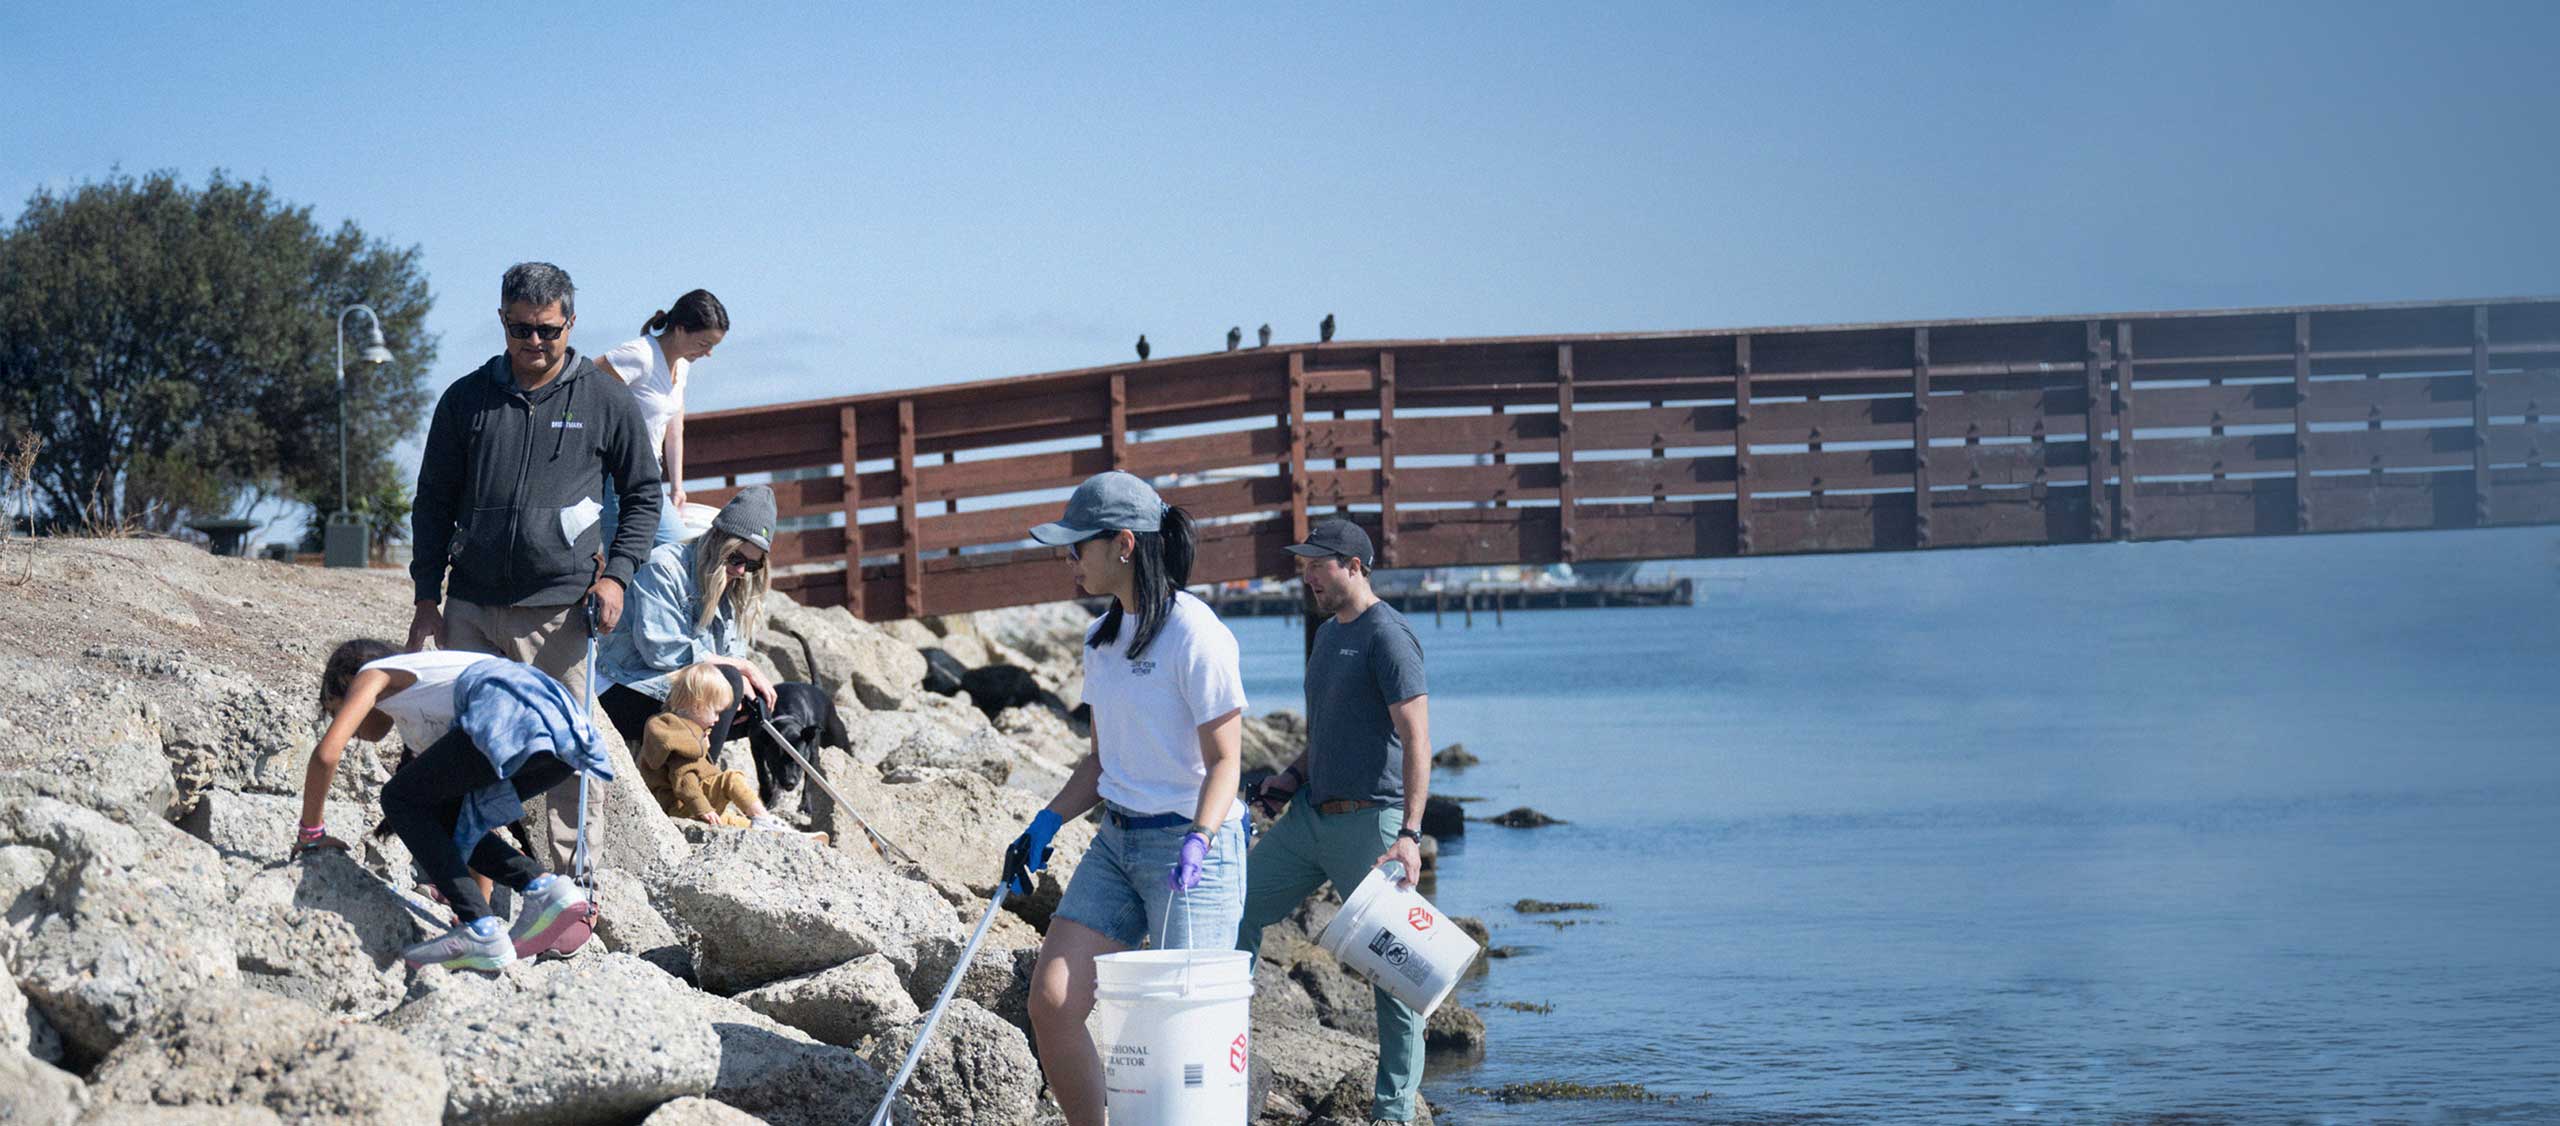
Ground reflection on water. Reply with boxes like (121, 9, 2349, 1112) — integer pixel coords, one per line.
(1236, 528, 2560, 1124)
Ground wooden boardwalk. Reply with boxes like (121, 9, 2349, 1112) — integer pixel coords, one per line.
(686, 297, 2560, 621)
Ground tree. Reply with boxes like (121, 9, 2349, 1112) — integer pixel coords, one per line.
(0, 170, 438, 533)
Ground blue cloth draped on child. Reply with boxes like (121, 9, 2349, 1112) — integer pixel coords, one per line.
(450, 659, 613, 856)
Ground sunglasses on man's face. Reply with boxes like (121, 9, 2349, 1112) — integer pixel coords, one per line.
(504, 320, 568, 341)
(725, 551, 766, 573)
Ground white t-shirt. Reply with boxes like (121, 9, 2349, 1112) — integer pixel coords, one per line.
(1081, 591, 1248, 818)
(361, 650, 501, 752)
(597, 334, 687, 461)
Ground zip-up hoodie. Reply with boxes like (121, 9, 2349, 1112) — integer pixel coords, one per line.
(411, 350, 663, 609)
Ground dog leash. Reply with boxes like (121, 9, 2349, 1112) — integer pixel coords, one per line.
(866, 884, 1008, 1126)
(745, 710, 916, 866)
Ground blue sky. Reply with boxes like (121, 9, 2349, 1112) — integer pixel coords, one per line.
(6, 2, 2556, 468)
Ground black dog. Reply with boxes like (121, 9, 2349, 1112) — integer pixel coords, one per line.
(739, 681, 844, 807)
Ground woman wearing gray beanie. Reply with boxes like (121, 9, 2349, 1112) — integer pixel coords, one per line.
(595, 485, 780, 782)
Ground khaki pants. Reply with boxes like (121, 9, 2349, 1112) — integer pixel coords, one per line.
(444, 598, 607, 871)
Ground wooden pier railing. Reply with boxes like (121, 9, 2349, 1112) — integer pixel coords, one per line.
(686, 297, 2560, 621)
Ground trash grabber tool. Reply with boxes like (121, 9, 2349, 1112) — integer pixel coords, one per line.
(747, 710, 917, 866)
(867, 884, 1008, 1126)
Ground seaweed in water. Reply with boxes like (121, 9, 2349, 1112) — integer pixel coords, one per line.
(1463, 1080, 1674, 1103)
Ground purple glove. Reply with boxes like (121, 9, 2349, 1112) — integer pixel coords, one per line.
(1168, 831, 1209, 891)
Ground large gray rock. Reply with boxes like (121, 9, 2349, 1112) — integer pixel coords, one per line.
(382, 953, 722, 1125)
(7, 803, 238, 1063)
(878, 726, 1018, 787)
(860, 998, 1040, 1126)
(768, 599, 927, 712)
(1251, 1019, 1380, 1119)
(642, 1097, 769, 1126)
(972, 602, 1092, 668)
(591, 866, 692, 980)
(0, 1051, 85, 1125)
(801, 748, 1093, 929)
(904, 916, 1044, 1034)
(85, 984, 445, 1125)
(1239, 709, 1308, 775)
(656, 831, 958, 992)
(731, 953, 917, 1048)
(226, 849, 423, 1018)
(178, 790, 375, 866)
(653, 986, 910, 1126)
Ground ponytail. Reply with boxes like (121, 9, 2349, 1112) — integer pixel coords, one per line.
(645, 289, 730, 338)
(1086, 505, 1195, 662)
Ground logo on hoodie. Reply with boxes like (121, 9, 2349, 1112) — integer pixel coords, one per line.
(550, 408, 584, 431)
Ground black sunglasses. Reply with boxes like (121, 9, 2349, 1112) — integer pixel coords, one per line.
(725, 551, 766, 573)
(504, 320, 568, 341)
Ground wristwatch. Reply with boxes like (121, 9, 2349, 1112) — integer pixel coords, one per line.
(1395, 827, 1424, 844)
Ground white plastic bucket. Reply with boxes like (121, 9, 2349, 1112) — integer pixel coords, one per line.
(1089, 949, 1255, 1125)
(672, 502, 719, 541)
(1315, 862, 1478, 1019)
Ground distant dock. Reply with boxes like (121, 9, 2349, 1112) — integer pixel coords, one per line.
(1204, 577, 1695, 621)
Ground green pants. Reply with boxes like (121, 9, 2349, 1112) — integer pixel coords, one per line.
(1237, 789, 1424, 1121)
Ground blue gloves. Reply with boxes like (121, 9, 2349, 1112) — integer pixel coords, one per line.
(1168, 830, 1210, 891)
(1002, 810, 1064, 896)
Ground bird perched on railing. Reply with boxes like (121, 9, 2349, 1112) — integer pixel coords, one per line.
(1226, 326, 1242, 352)
(1135, 334, 1150, 361)
(1320, 313, 1336, 342)
(1257, 324, 1271, 348)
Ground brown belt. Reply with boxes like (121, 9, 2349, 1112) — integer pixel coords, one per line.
(1316, 798, 1384, 815)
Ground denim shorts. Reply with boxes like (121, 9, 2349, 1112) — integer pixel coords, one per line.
(1053, 805, 1247, 949)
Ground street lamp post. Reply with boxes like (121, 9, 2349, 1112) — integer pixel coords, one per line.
(328, 304, 394, 567)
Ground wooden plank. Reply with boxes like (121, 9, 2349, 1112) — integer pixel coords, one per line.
(897, 398, 923, 617)
(1287, 353, 1309, 544)
(1735, 335, 1754, 554)
(838, 404, 864, 619)
(2474, 306, 2494, 525)
(1304, 365, 1376, 396)
(2293, 313, 2314, 532)
(914, 446, 1112, 505)
(1107, 372, 1128, 470)
(1912, 327, 1933, 548)
(2115, 320, 2138, 539)
(1557, 344, 1578, 563)
(2085, 322, 2109, 542)
(1378, 351, 1400, 566)
(1122, 427, 1292, 480)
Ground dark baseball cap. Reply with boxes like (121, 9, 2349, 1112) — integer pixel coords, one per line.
(1028, 471, 1166, 545)
(1284, 518, 1374, 568)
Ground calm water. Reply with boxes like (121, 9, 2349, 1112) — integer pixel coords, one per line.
(1233, 528, 2560, 1125)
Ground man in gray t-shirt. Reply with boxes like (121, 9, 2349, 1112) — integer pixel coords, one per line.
(1235, 518, 1434, 1124)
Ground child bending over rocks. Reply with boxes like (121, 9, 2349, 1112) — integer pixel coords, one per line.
(297, 637, 608, 972)
(639, 662, 823, 842)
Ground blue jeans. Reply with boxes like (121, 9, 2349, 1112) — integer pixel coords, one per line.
(599, 484, 682, 549)
(1054, 805, 1247, 949)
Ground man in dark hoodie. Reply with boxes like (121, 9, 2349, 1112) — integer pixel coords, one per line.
(408, 261, 662, 867)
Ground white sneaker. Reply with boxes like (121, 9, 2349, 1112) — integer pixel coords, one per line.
(751, 814, 829, 845)
(402, 917, 513, 972)
(508, 874, 592, 959)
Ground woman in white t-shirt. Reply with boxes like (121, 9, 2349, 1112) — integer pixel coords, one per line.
(1000, 471, 1248, 1126)
(596, 289, 728, 545)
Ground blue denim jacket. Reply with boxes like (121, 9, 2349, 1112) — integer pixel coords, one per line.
(451, 659, 611, 856)
(596, 539, 747, 701)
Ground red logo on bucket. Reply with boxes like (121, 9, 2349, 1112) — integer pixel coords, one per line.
(1407, 906, 1435, 932)
(1230, 1032, 1248, 1073)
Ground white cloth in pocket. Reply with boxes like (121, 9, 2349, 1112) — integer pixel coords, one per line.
(560, 497, 603, 545)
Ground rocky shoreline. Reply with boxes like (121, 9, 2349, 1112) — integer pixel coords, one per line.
(0, 538, 1488, 1125)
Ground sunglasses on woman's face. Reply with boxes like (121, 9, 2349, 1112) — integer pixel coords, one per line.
(725, 551, 766, 573)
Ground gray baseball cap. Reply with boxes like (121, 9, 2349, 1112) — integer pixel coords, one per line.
(1029, 471, 1166, 545)
(712, 485, 777, 551)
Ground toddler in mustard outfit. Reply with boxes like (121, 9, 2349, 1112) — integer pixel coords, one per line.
(640, 663, 820, 839)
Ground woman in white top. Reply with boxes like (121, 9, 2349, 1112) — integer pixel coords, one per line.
(596, 289, 728, 545)
(1000, 471, 1248, 1126)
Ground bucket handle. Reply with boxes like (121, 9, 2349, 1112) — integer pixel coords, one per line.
(1153, 880, 1193, 996)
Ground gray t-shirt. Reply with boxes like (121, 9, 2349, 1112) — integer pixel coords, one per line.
(1303, 601, 1428, 805)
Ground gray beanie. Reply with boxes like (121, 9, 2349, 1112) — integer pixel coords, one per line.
(712, 485, 776, 551)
